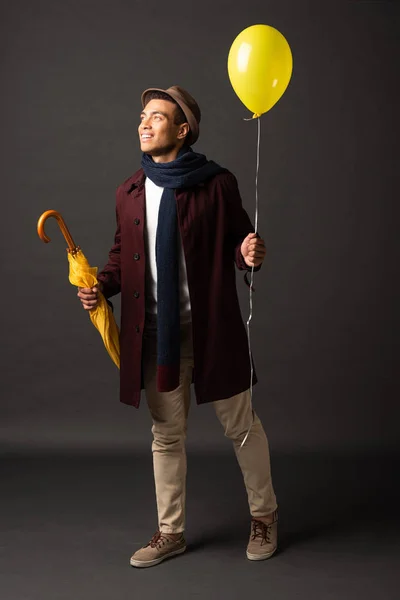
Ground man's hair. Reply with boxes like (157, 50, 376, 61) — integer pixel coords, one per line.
(144, 91, 187, 126)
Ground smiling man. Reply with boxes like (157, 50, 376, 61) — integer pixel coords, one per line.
(77, 85, 278, 567)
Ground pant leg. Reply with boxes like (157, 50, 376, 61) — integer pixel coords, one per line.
(213, 389, 277, 518)
(143, 319, 194, 534)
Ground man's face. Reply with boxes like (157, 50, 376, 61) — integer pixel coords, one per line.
(138, 98, 188, 157)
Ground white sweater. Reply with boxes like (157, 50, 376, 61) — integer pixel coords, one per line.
(144, 177, 192, 323)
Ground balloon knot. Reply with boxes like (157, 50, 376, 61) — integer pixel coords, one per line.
(243, 113, 261, 122)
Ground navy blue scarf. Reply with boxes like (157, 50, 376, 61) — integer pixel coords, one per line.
(141, 146, 225, 392)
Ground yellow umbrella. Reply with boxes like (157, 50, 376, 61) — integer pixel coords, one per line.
(37, 210, 120, 368)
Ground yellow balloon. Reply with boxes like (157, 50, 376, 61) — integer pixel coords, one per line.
(228, 24, 293, 117)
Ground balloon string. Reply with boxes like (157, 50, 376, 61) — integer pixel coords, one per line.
(240, 115, 261, 450)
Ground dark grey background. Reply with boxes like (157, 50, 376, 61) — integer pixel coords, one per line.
(1, 0, 398, 453)
(1, 1, 399, 599)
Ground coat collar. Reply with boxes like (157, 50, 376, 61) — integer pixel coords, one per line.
(122, 168, 145, 194)
(121, 164, 212, 194)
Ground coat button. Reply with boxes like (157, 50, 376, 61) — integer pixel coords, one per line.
(133, 253, 140, 260)
(134, 218, 140, 225)
(133, 291, 140, 298)
(135, 325, 140, 333)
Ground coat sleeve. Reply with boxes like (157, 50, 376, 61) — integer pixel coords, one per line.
(221, 172, 262, 274)
(97, 201, 121, 300)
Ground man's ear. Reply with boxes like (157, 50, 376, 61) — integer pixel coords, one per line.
(177, 123, 190, 140)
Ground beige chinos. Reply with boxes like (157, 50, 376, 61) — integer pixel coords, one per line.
(142, 316, 277, 534)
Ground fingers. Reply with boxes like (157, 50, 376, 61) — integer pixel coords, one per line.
(245, 236, 266, 267)
(77, 286, 99, 310)
(245, 257, 264, 267)
(245, 249, 265, 265)
(77, 287, 98, 298)
(247, 241, 266, 258)
(78, 286, 97, 293)
(248, 236, 264, 246)
(247, 243, 266, 253)
(245, 234, 264, 246)
(82, 301, 98, 310)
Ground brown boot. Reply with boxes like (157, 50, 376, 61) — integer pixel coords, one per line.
(246, 511, 278, 561)
(130, 531, 186, 568)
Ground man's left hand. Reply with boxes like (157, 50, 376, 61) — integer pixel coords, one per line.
(241, 233, 266, 268)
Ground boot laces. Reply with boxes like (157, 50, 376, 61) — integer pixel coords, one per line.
(251, 519, 272, 546)
(147, 531, 169, 549)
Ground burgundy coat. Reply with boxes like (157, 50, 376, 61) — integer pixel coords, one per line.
(97, 167, 260, 408)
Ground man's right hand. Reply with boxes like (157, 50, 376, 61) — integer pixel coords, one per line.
(77, 283, 103, 311)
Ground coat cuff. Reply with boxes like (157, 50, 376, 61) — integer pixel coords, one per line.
(97, 274, 119, 302)
(105, 298, 114, 313)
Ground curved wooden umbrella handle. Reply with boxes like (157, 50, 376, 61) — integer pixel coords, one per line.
(37, 210, 79, 253)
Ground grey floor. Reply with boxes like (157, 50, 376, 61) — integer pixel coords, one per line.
(1, 450, 399, 600)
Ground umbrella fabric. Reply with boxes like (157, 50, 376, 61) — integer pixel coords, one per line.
(68, 249, 120, 368)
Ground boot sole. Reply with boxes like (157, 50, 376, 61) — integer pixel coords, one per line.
(130, 546, 186, 568)
(246, 547, 277, 561)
